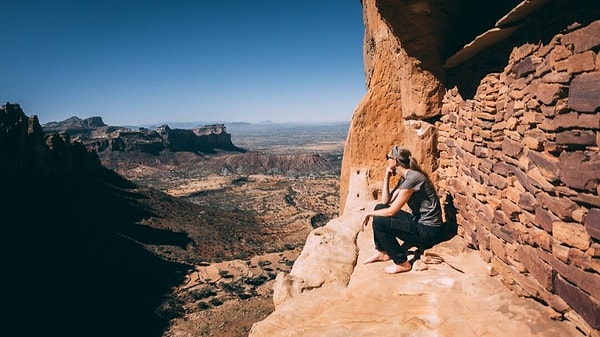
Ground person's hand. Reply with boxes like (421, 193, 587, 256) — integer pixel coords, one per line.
(385, 166, 396, 177)
(361, 213, 371, 232)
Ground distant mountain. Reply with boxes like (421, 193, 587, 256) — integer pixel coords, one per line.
(42, 116, 246, 156)
(43, 116, 107, 130)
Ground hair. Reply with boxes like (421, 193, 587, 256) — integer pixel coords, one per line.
(389, 145, 420, 171)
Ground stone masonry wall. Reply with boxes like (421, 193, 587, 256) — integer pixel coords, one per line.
(437, 20, 600, 333)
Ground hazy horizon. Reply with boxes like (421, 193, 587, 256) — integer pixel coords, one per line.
(39, 113, 351, 130)
(1, 1, 365, 126)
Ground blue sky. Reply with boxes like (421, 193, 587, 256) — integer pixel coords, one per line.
(1, 0, 365, 126)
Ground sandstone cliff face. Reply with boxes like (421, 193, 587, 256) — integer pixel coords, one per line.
(253, 1, 599, 335)
(340, 0, 445, 213)
(342, 1, 599, 332)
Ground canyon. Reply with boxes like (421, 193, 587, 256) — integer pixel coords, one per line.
(3, 0, 600, 336)
(2, 102, 345, 336)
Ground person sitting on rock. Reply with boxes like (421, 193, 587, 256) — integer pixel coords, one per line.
(361, 145, 443, 274)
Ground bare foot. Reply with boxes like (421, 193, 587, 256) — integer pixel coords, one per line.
(363, 252, 391, 264)
(383, 261, 412, 274)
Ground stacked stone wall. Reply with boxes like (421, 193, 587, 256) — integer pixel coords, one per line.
(437, 21, 600, 333)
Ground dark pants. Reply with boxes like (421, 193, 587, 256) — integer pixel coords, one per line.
(372, 204, 441, 264)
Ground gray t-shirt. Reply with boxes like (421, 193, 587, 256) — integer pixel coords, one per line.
(396, 170, 442, 227)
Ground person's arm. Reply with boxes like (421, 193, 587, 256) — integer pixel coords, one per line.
(381, 167, 395, 204)
(362, 188, 413, 231)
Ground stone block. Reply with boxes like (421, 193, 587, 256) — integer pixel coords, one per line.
(572, 208, 587, 223)
(574, 192, 600, 208)
(522, 135, 543, 151)
(479, 158, 494, 174)
(506, 186, 521, 204)
(513, 99, 526, 116)
(513, 56, 538, 78)
(504, 130, 521, 142)
(533, 62, 552, 78)
(475, 112, 496, 121)
(553, 221, 591, 251)
(589, 243, 600, 258)
(517, 245, 554, 291)
(568, 72, 600, 113)
(552, 111, 580, 129)
(539, 117, 557, 132)
(567, 51, 596, 74)
(538, 191, 578, 220)
(502, 137, 523, 158)
(519, 192, 539, 212)
(519, 209, 536, 226)
(522, 110, 542, 126)
(511, 76, 529, 91)
(541, 71, 571, 84)
(463, 140, 476, 153)
(559, 151, 600, 192)
(540, 104, 556, 117)
(584, 208, 600, 240)
(488, 172, 507, 189)
(493, 209, 505, 226)
(554, 59, 569, 72)
(470, 166, 485, 184)
(534, 83, 565, 105)
(535, 207, 559, 232)
(501, 198, 521, 222)
(513, 166, 538, 195)
(561, 19, 600, 53)
(492, 161, 514, 177)
(543, 292, 572, 315)
(542, 249, 600, 301)
(548, 45, 573, 62)
(490, 235, 509, 263)
(529, 225, 553, 252)
(556, 130, 596, 146)
(474, 146, 489, 158)
(528, 150, 560, 182)
(579, 113, 600, 129)
(527, 167, 555, 192)
(568, 247, 593, 272)
(553, 241, 571, 262)
(555, 275, 600, 330)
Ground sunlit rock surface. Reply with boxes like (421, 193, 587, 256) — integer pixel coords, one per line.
(253, 0, 600, 335)
(249, 204, 582, 337)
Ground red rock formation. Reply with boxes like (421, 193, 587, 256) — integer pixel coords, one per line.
(338, 0, 600, 333)
(0, 102, 101, 176)
(438, 21, 600, 331)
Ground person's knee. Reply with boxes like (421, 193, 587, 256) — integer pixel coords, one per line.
(372, 217, 386, 231)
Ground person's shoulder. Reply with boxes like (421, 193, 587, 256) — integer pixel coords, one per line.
(406, 169, 425, 180)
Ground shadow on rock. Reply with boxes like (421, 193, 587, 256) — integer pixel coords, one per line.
(2, 167, 191, 337)
(403, 193, 458, 264)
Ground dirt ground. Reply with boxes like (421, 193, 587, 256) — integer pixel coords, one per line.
(160, 174, 338, 337)
(102, 150, 341, 337)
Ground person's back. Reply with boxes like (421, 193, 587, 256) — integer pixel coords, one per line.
(403, 169, 442, 227)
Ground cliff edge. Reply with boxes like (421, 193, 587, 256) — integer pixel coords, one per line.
(251, 0, 600, 335)
(249, 205, 582, 336)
